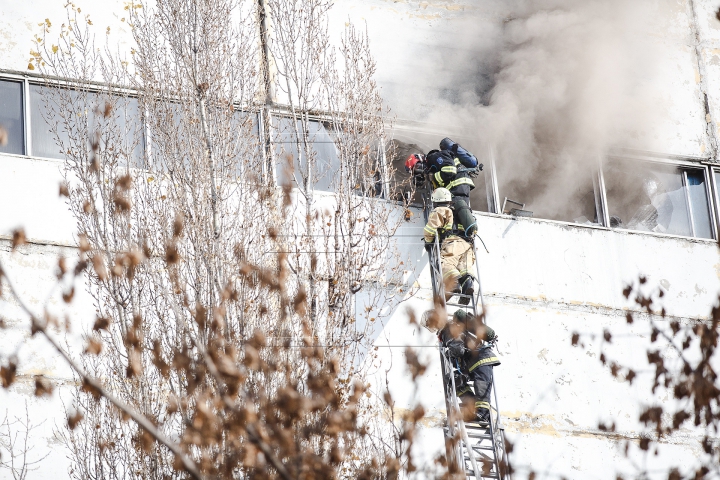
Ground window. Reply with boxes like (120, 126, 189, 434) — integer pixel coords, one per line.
(0, 80, 24, 155)
(30, 84, 144, 165)
(495, 151, 600, 224)
(230, 110, 260, 178)
(30, 84, 69, 159)
(605, 159, 713, 239)
(273, 117, 340, 192)
(387, 131, 489, 212)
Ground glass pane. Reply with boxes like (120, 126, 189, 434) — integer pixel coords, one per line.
(230, 110, 260, 178)
(716, 171, 720, 224)
(30, 84, 68, 159)
(113, 97, 144, 168)
(31, 84, 144, 165)
(605, 160, 693, 237)
(686, 170, 713, 239)
(0, 80, 24, 155)
(273, 118, 340, 192)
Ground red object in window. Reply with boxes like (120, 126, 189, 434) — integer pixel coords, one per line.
(405, 154, 423, 173)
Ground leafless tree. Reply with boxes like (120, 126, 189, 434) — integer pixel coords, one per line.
(0, 0, 423, 478)
(0, 401, 50, 480)
(571, 274, 720, 480)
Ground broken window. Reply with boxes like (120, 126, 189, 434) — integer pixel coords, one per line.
(0, 79, 24, 155)
(604, 159, 713, 239)
(495, 150, 600, 224)
(386, 130, 489, 212)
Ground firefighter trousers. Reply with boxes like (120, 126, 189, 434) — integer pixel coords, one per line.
(457, 365, 494, 414)
(440, 238, 475, 289)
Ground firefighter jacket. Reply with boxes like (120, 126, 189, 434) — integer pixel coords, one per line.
(426, 145, 477, 199)
(439, 318, 500, 370)
(424, 206, 459, 245)
(423, 202, 477, 245)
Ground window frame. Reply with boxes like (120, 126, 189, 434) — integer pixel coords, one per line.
(0, 71, 150, 161)
(0, 73, 29, 156)
(603, 154, 717, 240)
(271, 110, 392, 198)
(709, 165, 720, 240)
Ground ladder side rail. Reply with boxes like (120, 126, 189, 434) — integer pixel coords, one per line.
(433, 234, 447, 308)
(472, 235, 486, 316)
(439, 344, 461, 470)
(485, 392, 502, 479)
(443, 347, 481, 479)
(422, 189, 446, 308)
(425, 188, 463, 473)
(470, 215, 507, 479)
(492, 376, 512, 480)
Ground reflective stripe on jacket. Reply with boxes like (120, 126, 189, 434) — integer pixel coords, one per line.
(468, 345, 501, 372)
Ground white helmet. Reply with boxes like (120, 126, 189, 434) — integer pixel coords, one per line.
(431, 188, 452, 204)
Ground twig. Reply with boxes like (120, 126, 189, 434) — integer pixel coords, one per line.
(0, 259, 205, 480)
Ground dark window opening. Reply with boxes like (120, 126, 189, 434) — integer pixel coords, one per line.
(386, 132, 489, 213)
(496, 151, 599, 225)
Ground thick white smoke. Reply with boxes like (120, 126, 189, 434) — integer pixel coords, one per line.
(382, 0, 667, 221)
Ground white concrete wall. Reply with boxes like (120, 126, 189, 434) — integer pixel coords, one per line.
(0, 0, 135, 75)
(377, 210, 720, 479)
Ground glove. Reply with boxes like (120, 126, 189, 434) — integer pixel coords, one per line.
(424, 242, 433, 253)
(448, 342, 466, 358)
(447, 340, 465, 358)
(478, 163, 484, 171)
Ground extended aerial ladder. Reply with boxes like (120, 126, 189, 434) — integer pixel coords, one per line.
(420, 190, 511, 480)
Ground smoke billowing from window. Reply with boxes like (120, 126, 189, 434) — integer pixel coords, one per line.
(388, 0, 663, 222)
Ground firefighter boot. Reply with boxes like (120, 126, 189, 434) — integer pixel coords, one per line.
(476, 407, 490, 425)
(458, 276, 474, 306)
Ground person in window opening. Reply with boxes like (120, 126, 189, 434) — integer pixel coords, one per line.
(623, 173, 673, 233)
(405, 137, 482, 208)
(424, 187, 477, 306)
(440, 309, 500, 424)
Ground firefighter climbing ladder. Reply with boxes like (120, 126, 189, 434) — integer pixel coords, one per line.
(422, 192, 511, 480)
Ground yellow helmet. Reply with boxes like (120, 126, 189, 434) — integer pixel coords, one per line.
(431, 188, 452, 203)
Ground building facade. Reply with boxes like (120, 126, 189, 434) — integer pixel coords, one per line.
(1, 0, 719, 478)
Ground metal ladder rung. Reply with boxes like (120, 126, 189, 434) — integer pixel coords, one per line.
(445, 301, 474, 308)
(465, 472, 500, 479)
(465, 423, 491, 429)
(471, 445, 497, 452)
(464, 453, 495, 461)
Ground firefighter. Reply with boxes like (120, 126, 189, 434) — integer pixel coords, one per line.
(404, 153, 427, 188)
(423, 187, 477, 305)
(440, 309, 500, 423)
(425, 138, 482, 207)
